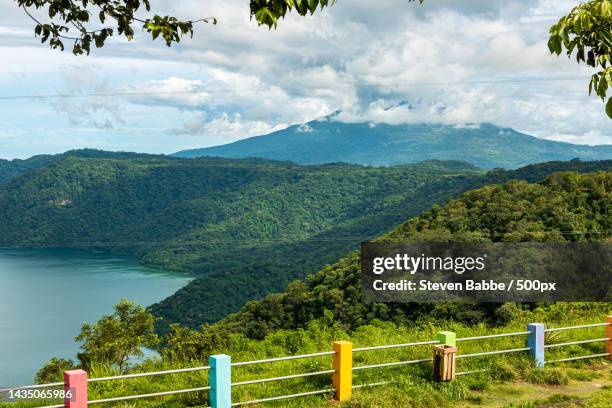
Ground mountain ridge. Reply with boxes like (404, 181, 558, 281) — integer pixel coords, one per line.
(174, 121, 612, 169)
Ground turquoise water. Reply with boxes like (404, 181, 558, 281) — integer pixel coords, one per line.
(0, 248, 192, 386)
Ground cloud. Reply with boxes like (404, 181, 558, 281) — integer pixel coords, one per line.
(49, 66, 126, 129)
(0, 0, 609, 158)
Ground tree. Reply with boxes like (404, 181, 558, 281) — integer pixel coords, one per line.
(75, 299, 159, 372)
(35, 357, 76, 384)
(548, 0, 612, 118)
(17, 1, 422, 55)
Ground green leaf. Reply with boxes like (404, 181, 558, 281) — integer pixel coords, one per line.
(606, 97, 612, 118)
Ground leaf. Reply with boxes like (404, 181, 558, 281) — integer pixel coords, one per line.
(606, 97, 612, 118)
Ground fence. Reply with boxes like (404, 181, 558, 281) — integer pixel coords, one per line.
(1, 316, 610, 408)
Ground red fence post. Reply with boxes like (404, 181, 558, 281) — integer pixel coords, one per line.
(64, 369, 87, 408)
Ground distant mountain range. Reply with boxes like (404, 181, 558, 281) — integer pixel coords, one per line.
(174, 120, 612, 169)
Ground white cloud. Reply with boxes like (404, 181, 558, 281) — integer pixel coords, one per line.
(0, 0, 609, 158)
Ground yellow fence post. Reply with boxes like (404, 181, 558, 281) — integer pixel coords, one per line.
(607, 316, 612, 360)
(332, 341, 352, 401)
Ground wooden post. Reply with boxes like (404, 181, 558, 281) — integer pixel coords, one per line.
(63, 369, 87, 408)
(527, 323, 545, 368)
(606, 316, 612, 360)
(209, 354, 231, 408)
(332, 341, 352, 401)
(433, 345, 457, 381)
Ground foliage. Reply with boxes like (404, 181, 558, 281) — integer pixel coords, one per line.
(74, 299, 159, 372)
(0, 153, 610, 331)
(15, 0, 217, 54)
(0, 152, 485, 327)
(548, 0, 612, 118)
(251, 1, 422, 28)
(219, 171, 612, 338)
(34, 357, 76, 384)
(15, 0, 421, 54)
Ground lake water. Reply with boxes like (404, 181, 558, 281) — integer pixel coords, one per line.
(0, 248, 192, 386)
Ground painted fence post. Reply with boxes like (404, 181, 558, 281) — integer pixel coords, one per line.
(332, 341, 352, 401)
(527, 323, 545, 368)
(437, 331, 456, 347)
(63, 369, 87, 408)
(606, 316, 612, 360)
(209, 354, 231, 408)
(433, 331, 457, 381)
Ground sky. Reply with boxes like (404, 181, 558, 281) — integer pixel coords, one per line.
(0, 0, 610, 159)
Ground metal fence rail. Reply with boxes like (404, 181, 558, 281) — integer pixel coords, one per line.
(544, 338, 609, 349)
(456, 331, 530, 342)
(456, 347, 531, 359)
(544, 322, 610, 332)
(353, 340, 439, 352)
(88, 365, 211, 383)
(89, 386, 212, 405)
(548, 353, 611, 363)
(231, 351, 335, 368)
(231, 388, 333, 407)
(353, 357, 432, 371)
(232, 370, 335, 387)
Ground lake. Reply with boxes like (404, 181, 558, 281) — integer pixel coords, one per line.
(0, 248, 193, 387)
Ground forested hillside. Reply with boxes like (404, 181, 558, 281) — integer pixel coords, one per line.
(0, 155, 610, 330)
(152, 159, 612, 329)
(0, 154, 484, 326)
(219, 171, 611, 339)
(0, 149, 150, 184)
(175, 120, 612, 169)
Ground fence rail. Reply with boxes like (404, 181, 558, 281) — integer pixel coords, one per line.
(3, 316, 610, 408)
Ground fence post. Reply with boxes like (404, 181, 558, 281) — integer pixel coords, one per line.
(434, 331, 457, 382)
(437, 331, 456, 347)
(209, 354, 231, 408)
(606, 316, 612, 360)
(63, 369, 87, 408)
(332, 341, 352, 401)
(527, 323, 545, 367)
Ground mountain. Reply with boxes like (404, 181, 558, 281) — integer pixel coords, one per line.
(218, 170, 612, 339)
(174, 121, 612, 169)
(0, 149, 152, 184)
(0, 154, 482, 327)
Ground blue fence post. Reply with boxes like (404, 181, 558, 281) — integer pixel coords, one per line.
(209, 354, 231, 408)
(527, 323, 545, 367)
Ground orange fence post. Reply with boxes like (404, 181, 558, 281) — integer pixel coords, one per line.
(606, 316, 612, 360)
(332, 341, 352, 401)
(64, 369, 87, 408)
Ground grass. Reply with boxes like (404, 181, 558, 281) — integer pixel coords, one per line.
(1, 303, 610, 407)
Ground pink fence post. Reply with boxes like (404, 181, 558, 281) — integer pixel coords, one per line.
(64, 369, 87, 408)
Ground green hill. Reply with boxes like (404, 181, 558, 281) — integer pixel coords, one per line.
(0, 155, 610, 331)
(174, 120, 612, 169)
(0, 149, 151, 184)
(0, 154, 483, 325)
(219, 171, 612, 339)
